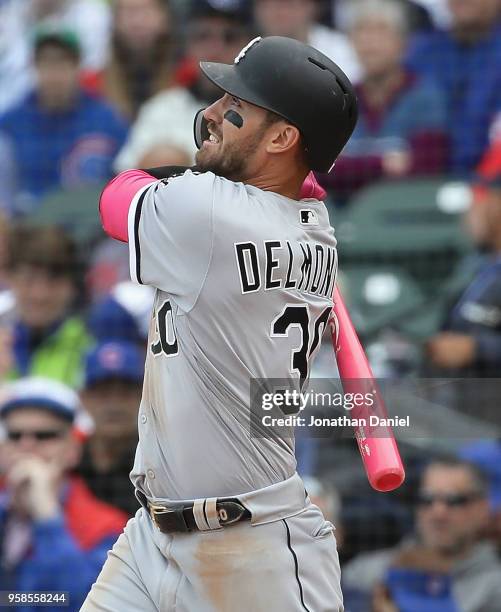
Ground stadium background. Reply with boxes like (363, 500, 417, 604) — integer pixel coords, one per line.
(0, 0, 501, 610)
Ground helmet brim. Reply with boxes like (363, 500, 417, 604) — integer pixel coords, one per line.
(200, 61, 281, 117)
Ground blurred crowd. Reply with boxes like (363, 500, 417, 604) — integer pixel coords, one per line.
(0, 0, 501, 610)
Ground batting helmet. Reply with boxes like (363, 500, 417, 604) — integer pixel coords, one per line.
(193, 36, 358, 173)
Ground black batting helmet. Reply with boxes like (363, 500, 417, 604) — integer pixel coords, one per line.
(193, 36, 358, 173)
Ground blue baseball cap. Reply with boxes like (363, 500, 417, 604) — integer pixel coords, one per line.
(84, 341, 145, 388)
(0, 377, 81, 423)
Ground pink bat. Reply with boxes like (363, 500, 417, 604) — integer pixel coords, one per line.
(331, 286, 405, 492)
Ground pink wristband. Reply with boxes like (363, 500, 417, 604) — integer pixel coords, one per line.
(100, 170, 156, 242)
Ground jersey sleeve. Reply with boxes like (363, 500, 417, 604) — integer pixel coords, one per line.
(127, 170, 215, 309)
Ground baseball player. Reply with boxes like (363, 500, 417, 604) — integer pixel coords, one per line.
(82, 36, 357, 612)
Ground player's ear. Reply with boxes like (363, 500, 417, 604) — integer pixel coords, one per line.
(266, 123, 301, 156)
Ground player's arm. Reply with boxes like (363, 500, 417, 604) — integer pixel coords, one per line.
(99, 166, 199, 242)
(100, 167, 217, 307)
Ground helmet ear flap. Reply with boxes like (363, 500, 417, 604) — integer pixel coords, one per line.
(194, 109, 210, 149)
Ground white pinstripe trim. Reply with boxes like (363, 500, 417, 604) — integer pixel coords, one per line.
(193, 499, 210, 531)
(127, 181, 156, 284)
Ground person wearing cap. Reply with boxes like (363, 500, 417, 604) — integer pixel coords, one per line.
(0, 0, 111, 116)
(78, 341, 144, 517)
(0, 26, 128, 208)
(0, 377, 127, 612)
(113, 0, 254, 171)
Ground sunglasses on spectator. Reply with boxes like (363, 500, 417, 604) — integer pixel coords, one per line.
(6, 429, 66, 442)
(189, 25, 244, 44)
(417, 491, 482, 508)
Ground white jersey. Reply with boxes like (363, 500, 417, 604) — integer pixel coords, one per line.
(127, 170, 338, 500)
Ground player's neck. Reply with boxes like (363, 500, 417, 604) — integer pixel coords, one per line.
(244, 166, 307, 201)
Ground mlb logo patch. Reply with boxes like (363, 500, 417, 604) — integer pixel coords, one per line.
(300, 209, 319, 225)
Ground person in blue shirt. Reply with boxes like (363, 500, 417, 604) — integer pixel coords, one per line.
(344, 459, 501, 612)
(0, 27, 128, 215)
(427, 172, 501, 376)
(0, 377, 127, 612)
(406, 0, 501, 175)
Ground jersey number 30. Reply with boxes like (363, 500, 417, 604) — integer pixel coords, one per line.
(271, 305, 331, 385)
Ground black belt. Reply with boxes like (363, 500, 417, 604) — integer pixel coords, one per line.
(144, 496, 251, 534)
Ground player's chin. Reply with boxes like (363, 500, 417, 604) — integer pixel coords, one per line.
(195, 145, 222, 169)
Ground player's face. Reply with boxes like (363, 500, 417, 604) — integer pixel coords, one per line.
(195, 93, 273, 181)
(416, 466, 489, 555)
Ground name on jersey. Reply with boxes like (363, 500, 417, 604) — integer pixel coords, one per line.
(235, 240, 337, 298)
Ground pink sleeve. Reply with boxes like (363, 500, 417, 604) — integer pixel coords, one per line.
(99, 170, 157, 242)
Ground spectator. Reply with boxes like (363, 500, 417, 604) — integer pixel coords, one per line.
(426, 171, 501, 377)
(0, 0, 111, 116)
(0, 27, 128, 210)
(253, 0, 361, 82)
(87, 0, 175, 120)
(79, 341, 144, 517)
(343, 459, 501, 612)
(406, 0, 501, 174)
(1, 225, 90, 386)
(319, 0, 448, 202)
(114, 0, 254, 170)
(0, 377, 127, 612)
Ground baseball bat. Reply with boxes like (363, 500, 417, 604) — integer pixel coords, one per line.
(331, 286, 405, 492)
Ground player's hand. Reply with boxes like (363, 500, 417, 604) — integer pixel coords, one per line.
(7, 456, 62, 521)
(382, 150, 411, 177)
(426, 332, 476, 368)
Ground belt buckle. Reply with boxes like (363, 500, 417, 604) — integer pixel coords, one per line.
(149, 503, 190, 533)
(149, 503, 174, 531)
